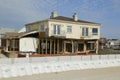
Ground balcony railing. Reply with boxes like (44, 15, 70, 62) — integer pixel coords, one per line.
(51, 30, 66, 38)
(80, 34, 92, 39)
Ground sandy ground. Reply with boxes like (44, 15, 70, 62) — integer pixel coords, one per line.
(1, 67, 120, 80)
(0, 54, 7, 58)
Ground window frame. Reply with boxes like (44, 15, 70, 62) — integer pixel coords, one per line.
(92, 28, 98, 35)
(67, 26, 72, 33)
(53, 24, 61, 35)
(39, 24, 45, 31)
(82, 27, 89, 36)
(26, 26, 31, 32)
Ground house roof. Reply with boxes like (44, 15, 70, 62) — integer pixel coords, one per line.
(4, 32, 25, 39)
(51, 16, 100, 24)
(19, 31, 39, 38)
(3, 31, 39, 39)
(26, 16, 100, 26)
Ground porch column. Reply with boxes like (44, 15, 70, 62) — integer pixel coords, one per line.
(50, 39, 52, 54)
(41, 39, 43, 54)
(38, 33, 40, 54)
(76, 42, 78, 53)
(63, 41, 66, 54)
(57, 39, 59, 54)
(84, 42, 87, 53)
(45, 38, 47, 54)
(75, 41, 78, 53)
(54, 39, 55, 54)
(6, 39, 9, 51)
(10, 39, 11, 51)
(39, 39, 41, 54)
(72, 40, 74, 53)
(13, 39, 15, 52)
(96, 40, 99, 54)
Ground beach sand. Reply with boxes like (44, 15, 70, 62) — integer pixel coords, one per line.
(1, 67, 120, 80)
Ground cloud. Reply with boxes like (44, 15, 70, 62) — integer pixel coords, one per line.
(0, 0, 50, 27)
(0, 0, 120, 38)
(0, 0, 69, 27)
(71, 0, 120, 18)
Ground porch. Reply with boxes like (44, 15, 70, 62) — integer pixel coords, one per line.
(2, 31, 99, 57)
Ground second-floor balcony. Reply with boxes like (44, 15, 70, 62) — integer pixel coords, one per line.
(80, 34, 99, 39)
(80, 35, 92, 39)
(51, 30, 66, 38)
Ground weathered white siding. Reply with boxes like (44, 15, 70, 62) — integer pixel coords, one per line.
(48, 20, 100, 39)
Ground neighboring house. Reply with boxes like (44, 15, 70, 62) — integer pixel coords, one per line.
(18, 27, 26, 33)
(0, 27, 17, 48)
(3, 11, 101, 55)
(106, 39, 120, 50)
(99, 38, 107, 49)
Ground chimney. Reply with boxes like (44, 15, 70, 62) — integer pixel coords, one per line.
(73, 13, 78, 21)
(50, 11, 58, 18)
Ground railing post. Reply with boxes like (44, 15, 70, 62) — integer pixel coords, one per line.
(11, 58, 14, 64)
(58, 56, 60, 62)
(90, 55, 92, 60)
(115, 53, 117, 59)
(70, 56, 72, 61)
(107, 54, 109, 60)
(99, 54, 101, 60)
(29, 58, 32, 63)
(81, 56, 83, 61)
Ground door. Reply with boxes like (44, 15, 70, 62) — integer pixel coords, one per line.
(66, 43, 72, 53)
(78, 43, 84, 51)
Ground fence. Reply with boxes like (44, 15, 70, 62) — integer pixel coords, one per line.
(0, 54, 120, 78)
(0, 54, 120, 64)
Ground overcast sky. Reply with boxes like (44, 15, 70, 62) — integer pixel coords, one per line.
(0, 0, 120, 38)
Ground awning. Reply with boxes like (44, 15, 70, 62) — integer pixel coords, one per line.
(19, 31, 39, 38)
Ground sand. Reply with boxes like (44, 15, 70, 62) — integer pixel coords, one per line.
(1, 67, 120, 80)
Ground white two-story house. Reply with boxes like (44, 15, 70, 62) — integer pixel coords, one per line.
(24, 11, 100, 55)
(3, 11, 100, 56)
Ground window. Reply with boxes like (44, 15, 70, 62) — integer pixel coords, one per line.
(39, 24, 45, 31)
(14, 40, 19, 48)
(53, 24, 60, 35)
(26, 26, 31, 32)
(87, 43, 95, 50)
(82, 27, 88, 36)
(67, 26, 72, 33)
(78, 43, 84, 51)
(92, 28, 98, 35)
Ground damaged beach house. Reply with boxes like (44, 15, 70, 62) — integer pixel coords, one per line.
(1, 11, 101, 57)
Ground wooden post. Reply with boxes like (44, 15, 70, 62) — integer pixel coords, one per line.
(54, 39, 55, 54)
(72, 40, 74, 53)
(57, 39, 59, 54)
(50, 39, 52, 54)
(10, 39, 11, 51)
(63, 41, 66, 54)
(76, 41, 78, 53)
(38, 39, 40, 54)
(6, 39, 8, 51)
(96, 40, 99, 54)
(41, 39, 43, 54)
(84, 41, 87, 54)
(13, 39, 15, 52)
(38, 33, 40, 54)
(45, 38, 47, 54)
